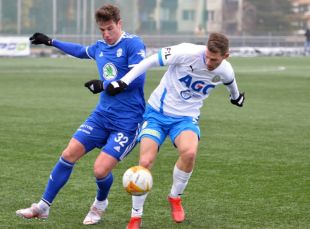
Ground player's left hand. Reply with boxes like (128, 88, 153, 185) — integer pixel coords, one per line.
(105, 80, 128, 96)
(84, 79, 104, 94)
(230, 92, 245, 107)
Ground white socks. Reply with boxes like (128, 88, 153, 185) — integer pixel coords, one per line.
(130, 165, 192, 218)
(170, 165, 192, 198)
(38, 200, 50, 214)
(131, 193, 148, 217)
(93, 198, 109, 211)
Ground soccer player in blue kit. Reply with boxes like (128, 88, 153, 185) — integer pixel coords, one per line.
(16, 4, 146, 225)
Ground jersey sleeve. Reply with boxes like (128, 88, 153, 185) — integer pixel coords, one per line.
(52, 40, 90, 59)
(220, 61, 240, 99)
(85, 43, 97, 60)
(157, 43, 192, 66)
(220, 61, 235, 85)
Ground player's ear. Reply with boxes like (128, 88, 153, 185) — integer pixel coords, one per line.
(117, 19, 122, 29)
(223, 52, 229, 59)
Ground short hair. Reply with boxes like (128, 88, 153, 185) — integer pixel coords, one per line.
(207, 33, 229, 56)
(95, 4, 120, 24)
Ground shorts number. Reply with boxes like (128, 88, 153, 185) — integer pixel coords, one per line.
(114, 133, 129, 147)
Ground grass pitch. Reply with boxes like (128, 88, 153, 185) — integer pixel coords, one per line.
(0, 56, 309, 229)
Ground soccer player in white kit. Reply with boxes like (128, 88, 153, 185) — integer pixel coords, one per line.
(106, 33, 245, 229)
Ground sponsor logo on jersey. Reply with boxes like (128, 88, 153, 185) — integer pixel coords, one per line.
(179, 75, 215, 99)
(180, 90, 192, 100)
(117, 48, 123, 57)
(212, 75, 221, 83)
(99, 51, 104, 57)
(103, 63, 118, 80)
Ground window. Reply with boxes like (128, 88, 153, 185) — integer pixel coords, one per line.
(182, 10, 195, 21)
(208, 10, 214, 21)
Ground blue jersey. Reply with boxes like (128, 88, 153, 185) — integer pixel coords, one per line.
(52, 32, 146, 131)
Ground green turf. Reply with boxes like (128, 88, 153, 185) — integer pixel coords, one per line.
(0, 57, 309, 229)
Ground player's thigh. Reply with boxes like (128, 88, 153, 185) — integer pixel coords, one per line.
(94, 152, 119, 178)
(170, 120, 200, 154)
(174, 130, 199, 155)
(93, 130, 139, 177)
(61, 138, 86, 163)
(139, 137, 159, 169)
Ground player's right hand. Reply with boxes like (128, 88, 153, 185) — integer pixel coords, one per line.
(29, 33, 52, 46)
(105, 80, 128, 96)
(84, 79, 104, 94)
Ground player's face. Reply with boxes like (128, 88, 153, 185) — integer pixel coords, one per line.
(98, 20, 122, 45)
(204, 49, 229, 71)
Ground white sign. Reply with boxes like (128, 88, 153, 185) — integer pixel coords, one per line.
(0, 37, 30, 56)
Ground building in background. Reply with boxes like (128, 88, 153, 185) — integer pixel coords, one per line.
(0, 0, 309, 36)
(133, 0, 242, 35)
(292, 0, 310, 29)
(0, 0, 307, 54)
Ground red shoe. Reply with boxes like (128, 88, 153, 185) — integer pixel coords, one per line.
(126, 217, 142, 229)
(167, 196, 185, 223)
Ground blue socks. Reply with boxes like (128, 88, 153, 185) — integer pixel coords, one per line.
(96, 173, 113, 201)
(42, 157, 74, 204)
(41, 157, 113, 205)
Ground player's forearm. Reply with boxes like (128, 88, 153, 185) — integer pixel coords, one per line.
(225, 79, 240, 99)
(122, 54, 159, 85)
(52, 40, 89, 59)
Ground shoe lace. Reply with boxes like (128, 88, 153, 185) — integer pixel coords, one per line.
(30, 204, 42, 215)
(90, 206, 103, 217)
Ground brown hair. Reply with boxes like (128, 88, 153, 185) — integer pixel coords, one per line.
(207, 33, 229, 56)
(95, 4, 120, 24)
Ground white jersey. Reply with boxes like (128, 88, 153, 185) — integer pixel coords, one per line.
(148, 43, 236, 118)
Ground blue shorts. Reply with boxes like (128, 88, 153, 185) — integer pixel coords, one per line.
(73, 112, 139, 161)
(138, 105, 200, 146)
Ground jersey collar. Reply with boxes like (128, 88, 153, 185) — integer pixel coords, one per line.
(100, 31, 125, 47)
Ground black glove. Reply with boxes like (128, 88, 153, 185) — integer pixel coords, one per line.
(230, 92, 245, 107)
(29, 32, 52, 46)
(84, 79, 104, 94)
(106, 80, 128, 96)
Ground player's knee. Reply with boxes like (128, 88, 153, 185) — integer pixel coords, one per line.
(181, 148, 197, 163)
(62, 149, 79, 163)
(61, 140, 85, 163)
(139, 158, 154, 169)
(93, 165, 107, 178)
